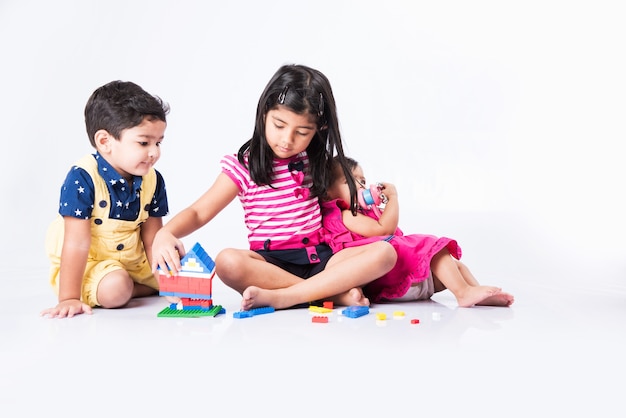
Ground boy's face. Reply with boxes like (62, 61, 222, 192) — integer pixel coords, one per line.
(265, 106, 317, 159)
(96, 118, 166, 181)
(327, 164, 367, 204)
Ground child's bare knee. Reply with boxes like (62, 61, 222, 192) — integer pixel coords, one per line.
(381, 242, 397, 269)
(97, 271, 133, 308)
(215, 248, 245, 280)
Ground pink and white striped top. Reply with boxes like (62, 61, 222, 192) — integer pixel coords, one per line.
(220, 152, 323, 251)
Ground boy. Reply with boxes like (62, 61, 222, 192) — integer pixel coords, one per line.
(42, 81, 170, 318)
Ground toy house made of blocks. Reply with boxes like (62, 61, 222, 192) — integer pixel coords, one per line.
(158, 242, 215, 309)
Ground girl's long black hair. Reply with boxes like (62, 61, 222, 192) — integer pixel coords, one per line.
(237, 64, 358, 214)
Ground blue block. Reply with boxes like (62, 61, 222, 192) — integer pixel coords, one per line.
(233, 306, 275, 318)
(342, 305, 369, 318)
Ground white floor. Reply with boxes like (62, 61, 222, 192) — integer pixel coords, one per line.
(1, 261, 624, 417)
(2, 2, 625, 415)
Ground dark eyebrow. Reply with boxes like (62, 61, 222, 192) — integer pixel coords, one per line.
(270, 114, 315, 130)
(137, 134, 165, 140)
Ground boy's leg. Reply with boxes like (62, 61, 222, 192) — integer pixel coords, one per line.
(132, 283, 158, 298)
(85, 260, 148, 308)
(97, 274, 160, 307)
(97, 269, 135, 308)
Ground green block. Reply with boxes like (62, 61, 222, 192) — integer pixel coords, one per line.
(157, 305, 223, 318)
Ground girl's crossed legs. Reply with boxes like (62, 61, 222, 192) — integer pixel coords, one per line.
(216, 241, 397, 310)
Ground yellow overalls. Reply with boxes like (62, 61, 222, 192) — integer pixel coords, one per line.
(46, 154, 159, 307)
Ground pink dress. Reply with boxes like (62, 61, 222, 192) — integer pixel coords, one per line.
(321, 199, 462, 303)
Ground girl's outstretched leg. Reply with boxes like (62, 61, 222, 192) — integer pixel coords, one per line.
(456, 260, 479, 286)
(431, 250, 511, 307)
(455, 259, 514, 306)
(454, 260, 515, 306)
(476, 290, 514, 306)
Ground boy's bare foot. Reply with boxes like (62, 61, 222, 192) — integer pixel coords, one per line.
(457, 285, 506, 308)
(477, 291, 515, 307)
(330, 287, 370, 307)
(164, 296, 181, 304)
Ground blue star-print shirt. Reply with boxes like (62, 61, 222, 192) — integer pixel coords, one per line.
(58, 153, 168, 221)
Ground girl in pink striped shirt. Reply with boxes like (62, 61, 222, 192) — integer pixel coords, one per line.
(152, 64, 396, 311)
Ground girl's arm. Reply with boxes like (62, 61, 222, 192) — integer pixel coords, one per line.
(41, 217, 93, 317)
(151, 172, 239, 273)
(342, 182, 399, 237)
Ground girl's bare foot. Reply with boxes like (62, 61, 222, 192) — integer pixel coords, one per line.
(241, 286, 280, 310)
(330, 287, 370, 307)
(241, 286, 371, 311)
(477, 291, 514, 307)
(456, 285, 505, 307)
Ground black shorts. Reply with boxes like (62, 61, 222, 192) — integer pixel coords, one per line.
(255, 244, 333, 279)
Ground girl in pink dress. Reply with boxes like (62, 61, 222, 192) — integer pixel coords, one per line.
(322, 157, 514, 307)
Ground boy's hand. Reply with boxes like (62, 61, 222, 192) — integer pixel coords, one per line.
(151, 230, 185, 275)
(40, 299, 93, 318)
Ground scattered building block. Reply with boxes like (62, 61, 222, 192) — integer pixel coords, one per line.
(341, 305, 369, 318)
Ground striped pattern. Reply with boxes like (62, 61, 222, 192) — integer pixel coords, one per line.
(220, 153, 322, 250)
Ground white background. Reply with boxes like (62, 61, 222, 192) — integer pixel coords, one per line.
(1, 0, 624, 292)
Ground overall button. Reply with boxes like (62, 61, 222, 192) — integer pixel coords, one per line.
(302, 237, 310, 244)
(94, 218, 103, 225)
(310, 254, 318, 261)
(116, 244, 124, 251)
(99, 200, 107, 208)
